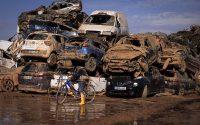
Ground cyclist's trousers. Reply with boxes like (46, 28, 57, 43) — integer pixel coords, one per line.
(78, 81, 86, 92)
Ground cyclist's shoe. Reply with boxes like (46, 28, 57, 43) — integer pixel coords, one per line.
(79, 93, 85, 105)
(68, 91, 74, 96)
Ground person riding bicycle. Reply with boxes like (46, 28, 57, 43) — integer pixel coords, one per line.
(72, 67, 89, 105)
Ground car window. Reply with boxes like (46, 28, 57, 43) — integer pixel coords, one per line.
(27, 34, 48, 40)
(85, 15, 115, 26)
(22, 63, 50, 73)
(92, 41, 101, 49)
(22, 63, 38, 72)
(131, 40, 141, 47)
(53, 35, 62, 43)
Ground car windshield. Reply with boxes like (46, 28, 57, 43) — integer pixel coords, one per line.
(131, 40, 141, 47)
(84, 15, 115, 26)
(22, 63, 49, 73)
(27, 34, 48, 40)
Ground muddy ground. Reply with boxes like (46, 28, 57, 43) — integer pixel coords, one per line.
(0, 92, 199, 125)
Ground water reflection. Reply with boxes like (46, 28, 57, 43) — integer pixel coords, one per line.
(0, 93, 138, 125)
(49, 101, 106, 124)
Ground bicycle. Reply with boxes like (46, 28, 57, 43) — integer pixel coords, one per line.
(56, 74, 96, 105)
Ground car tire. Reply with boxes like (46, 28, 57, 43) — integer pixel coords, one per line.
(195, 84, 200, 95)
(47, 53, 57, 65)
(85, 57, 97, 73)
(71, 11, 78, 19)
(2, 79, 14, 92)
(178, 85, 185, 96)
(142, 85, 148, 98)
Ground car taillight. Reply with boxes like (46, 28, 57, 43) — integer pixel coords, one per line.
(82, 42, 88, 47)
(44, 41, 52, 46)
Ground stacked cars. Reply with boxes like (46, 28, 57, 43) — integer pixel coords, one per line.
(0, 0, 200, 97)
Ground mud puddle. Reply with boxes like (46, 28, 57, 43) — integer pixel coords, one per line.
(116, 98, 200, 125)
(0, 93, 140, 125)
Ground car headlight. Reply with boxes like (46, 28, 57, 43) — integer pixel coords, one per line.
(133, 82, 138, 87)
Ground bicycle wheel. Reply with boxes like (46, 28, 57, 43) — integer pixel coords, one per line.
(84, 84, 96, 103)
(56, 85, 68, 105)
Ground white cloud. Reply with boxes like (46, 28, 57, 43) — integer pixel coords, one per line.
(128, 11, 200, 33)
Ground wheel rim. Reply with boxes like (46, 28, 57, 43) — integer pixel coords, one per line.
(86, 58, 97, 72)
(3, 80, 14, 92)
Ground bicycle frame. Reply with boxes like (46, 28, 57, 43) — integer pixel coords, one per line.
(65, 79, 79, 94)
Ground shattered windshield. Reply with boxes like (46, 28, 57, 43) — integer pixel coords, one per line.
(85, 15, 115, 26)
(27, 34, 48, 40)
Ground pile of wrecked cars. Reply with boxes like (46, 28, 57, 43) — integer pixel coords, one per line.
(103, 35, 165, 97)
(0, 0, 200, 98)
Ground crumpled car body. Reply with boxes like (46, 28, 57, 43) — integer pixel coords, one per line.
(103, 35, 160, 75)
(49, 0, 82, 14)
(18, 0, 87, 34)
(18, 62, 54, 93)
(157, 45, 187, 72)
(58, 37, 105, 71)
(0, 46, 16, 69)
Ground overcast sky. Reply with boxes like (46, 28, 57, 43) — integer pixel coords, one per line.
(0, 0, 200, 39)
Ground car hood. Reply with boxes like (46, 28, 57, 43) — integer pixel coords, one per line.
(104, 44, 146, 61)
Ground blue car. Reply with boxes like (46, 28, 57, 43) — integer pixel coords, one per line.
(58, 37, 106, 73)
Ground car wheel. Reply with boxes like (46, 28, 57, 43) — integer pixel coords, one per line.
(178, 85, 185, 96)
(195, 85, 200, 95)
(2, 79, 14, 92)
(71, 11, 78, 19)
(47, 53, 57, 65)
(142, 85, 148, 98)
(85, 57, 97, 72)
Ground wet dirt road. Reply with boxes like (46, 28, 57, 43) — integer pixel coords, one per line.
(0, 92, 199, 125)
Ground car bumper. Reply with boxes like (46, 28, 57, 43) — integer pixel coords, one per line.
(21, 50, 50, 59)
(18, 84, 48, 93)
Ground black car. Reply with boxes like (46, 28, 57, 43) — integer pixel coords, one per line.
(18, 62, 54, 93)
(106, 67, 165, 97)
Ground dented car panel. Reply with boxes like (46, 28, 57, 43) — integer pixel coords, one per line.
(103, 35, 160, 74)
(58, 37, 105, 69)
(49, 0, 82, 14)
(18, 0, 87, 34)
(157, 45, 187, 72)
(18, 62, 54, 93)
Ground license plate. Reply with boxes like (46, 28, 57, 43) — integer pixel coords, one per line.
(23, 76, 33, 80)
(114, 87, 126, 90)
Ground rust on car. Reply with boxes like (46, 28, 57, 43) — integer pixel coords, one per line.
(103, 34, 161, 77)
(0, 66, 24, 92)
